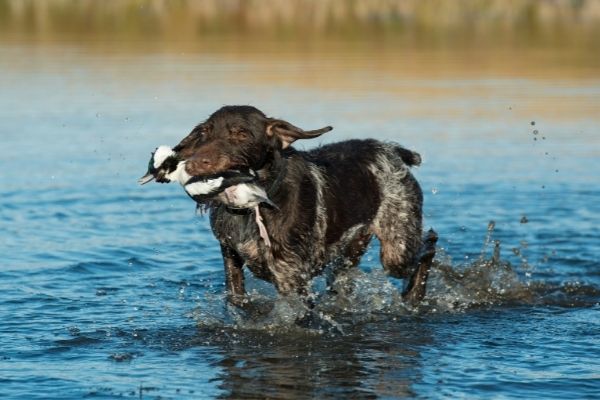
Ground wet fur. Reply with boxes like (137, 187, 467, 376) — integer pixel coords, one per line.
(172, 106, 434, 306)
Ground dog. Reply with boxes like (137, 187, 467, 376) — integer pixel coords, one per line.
(143, 105, 437, 308)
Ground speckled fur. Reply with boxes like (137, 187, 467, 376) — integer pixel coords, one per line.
(369, 143, 423, 279)
(172, 106, 427, 301)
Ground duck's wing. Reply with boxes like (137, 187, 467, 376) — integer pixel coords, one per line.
(244, 185, 279, 210)
(185, 176, 224, 196)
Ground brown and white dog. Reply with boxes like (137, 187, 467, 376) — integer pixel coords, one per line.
(140, 105, 437, 309)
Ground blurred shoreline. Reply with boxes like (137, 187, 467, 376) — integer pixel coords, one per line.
(1, 0, 599, 49)
(1, 0, 599, 82)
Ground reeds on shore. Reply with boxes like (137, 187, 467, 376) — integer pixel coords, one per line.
(1, 0, 599, 49)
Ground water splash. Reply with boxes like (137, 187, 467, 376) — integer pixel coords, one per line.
(191, 222, 600, 334)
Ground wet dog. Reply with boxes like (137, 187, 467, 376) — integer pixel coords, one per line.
(142, 105, 437, 308)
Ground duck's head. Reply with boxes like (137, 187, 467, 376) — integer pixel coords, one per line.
(138, 145, 180, 185)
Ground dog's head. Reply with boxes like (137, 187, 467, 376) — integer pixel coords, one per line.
(173, 105, 332, 176)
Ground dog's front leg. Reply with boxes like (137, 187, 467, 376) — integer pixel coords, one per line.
(268, 261, 319, 326)
(220, 244, 246, 308)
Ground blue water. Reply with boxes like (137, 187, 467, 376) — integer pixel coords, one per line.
(1, 45, 599, 399)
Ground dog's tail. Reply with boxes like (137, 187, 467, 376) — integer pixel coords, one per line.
(395, 146, 422, 167)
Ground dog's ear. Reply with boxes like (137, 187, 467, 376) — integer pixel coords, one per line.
(266, 119, 332, 149)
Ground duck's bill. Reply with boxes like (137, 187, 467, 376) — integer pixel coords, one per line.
(138, 173, 155, 185)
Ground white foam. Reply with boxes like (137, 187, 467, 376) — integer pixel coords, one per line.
(153, 145, 176, 169)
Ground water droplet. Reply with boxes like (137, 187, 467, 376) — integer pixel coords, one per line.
(110, 353, 134, 362)
(520, 215, 528, 224)
(533, 130, 538, 135)
(431, 187, 438, 195)
(68, 326, 81, 336)
(530, 121, 536, 126)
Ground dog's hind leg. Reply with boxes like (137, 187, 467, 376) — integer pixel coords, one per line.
(341, 231, 373, 269)
(326, 230, 372, 293)
(401, 229, 438, 306)
(375, 218, 423, 280)
(369, 161, 424, 280)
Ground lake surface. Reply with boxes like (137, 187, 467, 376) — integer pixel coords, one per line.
(0, 40, 599, 399)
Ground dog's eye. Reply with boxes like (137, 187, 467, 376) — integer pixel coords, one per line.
(197, 124, 211, 140)
(229, 127, 250, 141)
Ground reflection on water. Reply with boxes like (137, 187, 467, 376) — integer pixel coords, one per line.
(1, 2, 599, 399)
(202, 323, 430, 399)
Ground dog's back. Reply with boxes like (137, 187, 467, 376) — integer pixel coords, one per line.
(304, 139, 424, 277)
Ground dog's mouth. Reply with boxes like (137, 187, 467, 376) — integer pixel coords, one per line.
(183, 168, 259, 201)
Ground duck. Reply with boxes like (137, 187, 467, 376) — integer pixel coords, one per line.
(139, 145, 276, 246)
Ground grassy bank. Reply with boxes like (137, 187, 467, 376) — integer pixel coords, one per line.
(1, 0, 599, 49)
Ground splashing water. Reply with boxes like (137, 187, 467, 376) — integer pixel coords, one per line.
(191, 221, 600, 336)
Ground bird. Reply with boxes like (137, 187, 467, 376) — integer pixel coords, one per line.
(139, 145, 276, 246)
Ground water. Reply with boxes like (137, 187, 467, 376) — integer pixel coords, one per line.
(1, 42, 599, 399)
